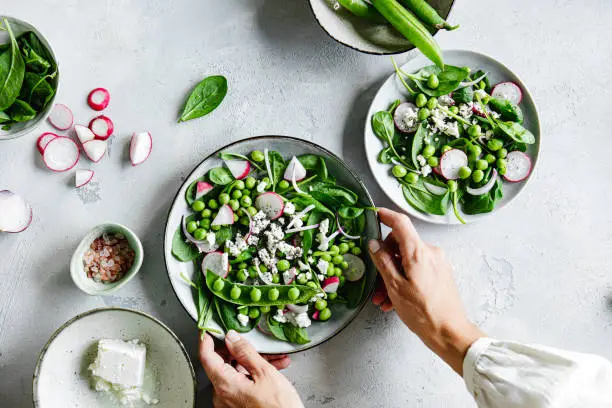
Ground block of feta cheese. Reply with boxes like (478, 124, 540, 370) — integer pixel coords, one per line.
(89, 339, 146, 389)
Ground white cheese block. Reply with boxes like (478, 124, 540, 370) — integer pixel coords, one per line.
(89, 339, 146, 388)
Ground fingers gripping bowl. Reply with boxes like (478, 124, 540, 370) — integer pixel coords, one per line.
(164, 136, 380, 354)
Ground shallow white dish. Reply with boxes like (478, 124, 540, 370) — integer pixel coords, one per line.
(364, 49, 541, 224)
(33, 308, 195, 408)
(163, 136, 380, 354)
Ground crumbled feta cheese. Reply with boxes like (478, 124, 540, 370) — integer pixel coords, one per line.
(319, 218, 329, 235)
(317, 274, 325, 281)
(225, 234, 248, 257)
(237, 314, 250, 327)
(484, 130, 493, 139)
(292, 312, 311, 328)
(416, 154, 427, 167)
(283, 267, 297, 284)
(278, 217, 286, 225)
(459, 102, 474, 119)
(307, 256, 315, 263)
(291, 218, 303, 228)
(247, 235, 259, 246)
(276, 241, 303, 259)
(256, 181, 267, 193)
(444, 121, 460, 138)
(490, 110, 501, 119)
(251, 211, 270, 234)
(438, 94, 454, 106)
(305, 271, 312, 280)
(421, 165, 432, 177)
(298, 260, 310, 271)
(273, 309, 287, 323)
(309, 292, 325, 303)
(316, 219, 333, 251)
(283, 202, 296, 215)
(205, 232, 216, 247)
(399, 105, 418, 130)
(317, 259, 329, 276)
(258, 249, 277, 269)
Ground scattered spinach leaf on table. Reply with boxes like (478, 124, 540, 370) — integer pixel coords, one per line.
(178, 75, 227, 123)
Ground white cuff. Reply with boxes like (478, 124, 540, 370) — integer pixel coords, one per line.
(462, 337, 493, 398)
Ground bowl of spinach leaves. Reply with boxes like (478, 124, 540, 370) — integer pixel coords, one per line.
(0, 16, 59, 140)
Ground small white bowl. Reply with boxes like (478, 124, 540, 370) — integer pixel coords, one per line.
(70, 223, 144, 295)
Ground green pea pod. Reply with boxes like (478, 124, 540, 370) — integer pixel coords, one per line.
(337, 0, 386, 23)
(206, 270, 320, 306)
(398, 0, 459, 31)
(371, 0, 444, 69)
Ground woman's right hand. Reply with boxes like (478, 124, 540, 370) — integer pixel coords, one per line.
(368, 208, 484, 374)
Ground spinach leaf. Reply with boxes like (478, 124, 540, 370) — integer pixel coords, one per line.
(18, 32, 56, 72)
(462, 179, 503, 214)
(371, 110, 395, 142)
(214, 298, 258, 333)
(388, 99, 401, 113)
(20, 41, 51, 74)
(302, 211, 322, 255)
(408, 65, 471, 97)
(267, 314, 288, 341)
(185, 176, 206, 205)
(411, 123, 426, 168)
(452, 85, 473, 104)
(178, 75, 227, 123)
(496, 121, 535, 144)
(506, 141, 527, 152)
(308, 181, 358, 208)
(208, 167, 233, 185)
(471, 69, 491, 92)
(339, 212, 366, 236)
(0, 111, 9, 123)
(291, 196, 334, 216)
(171, 227, 200, 262)
(215, 226, 234, 245)
(20, 72, 55, 110)
(341, 277, 367, 308)
(488, 97, 523, 124)
(5, 99, 35, 122)
(338, 206, 364, 219)
(282, 324, 310, 345)
(402, 180, 450, 216)
(377, 147, 393, 164)
(0, 19, 26, 111)
(268, 150, 285, 190)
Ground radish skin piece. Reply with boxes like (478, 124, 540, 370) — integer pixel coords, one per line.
(224, 159, 250, 180)
(75, 170, 94, 188)
(74, 124, 95, 145)
(211, 204, 234, 226)
(322, 276, 340, 293)
(201, 251, 229, 278)
(283, 156, 307, 181)
(0, 190, 33, 233)
(36, 132, 58, 155)
(195, 181, 213, 201)
(87, 88, 110, 111)
(130, 132, 153, 166)
(82, 139, 107, 163)
(42, 137, 80, 172)
(312, 310, 320, 321)
(255, 192, 284, 220)
(283, 268, 297, 285)
(491, 82, 523, 105)
(48, 104, 74, 130)
(89, 115, 114, 140)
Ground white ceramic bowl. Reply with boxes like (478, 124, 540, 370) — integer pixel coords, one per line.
(33, 308, 196, 408)
(364, 49, 541, 224)
(0, 16, 60, 141)
(70, 223, 144, 295)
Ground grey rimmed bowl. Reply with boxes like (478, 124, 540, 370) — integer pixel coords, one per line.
(163, 135, 381, 354)
(308, 0, 456, 55)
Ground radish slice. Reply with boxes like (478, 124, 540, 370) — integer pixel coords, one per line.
(202, 251, 229, 278)
(424, 181, 448, 195)
(43, 137, 80, 172)
(312, 310, 320, 321)
(195, 181, 213, 201)
(75, 169, 94, 188)
(283, 268, 297, 285)
(503, 151, 532, 182)
(36, 132, 58, 154)
(89, 115, 114, 140)
(283, 156, 307, 181)
(393, 102, 419, 133)
(322, 276, 340, 293)
(285, 224, 319, 234)
(87, 88, 110, 111)
(467, 169, 498, 195)
(287, 303, 308, 314)
(257, 318, 273, 336)
(74, 124, 95, 145)
(211, 204, 234, 226)
(224, 159, 250, 180)
(433, 166, 443, 176)
(491, 82, 523, 105)
(130, 132, 153, 166)
(48, 104, 74, 130)
(343, 254, 366, 282)
(336, 213, 360, 240)
(181, 216, 219, 252)
(472, 103, 486, 118)
(440, 149, 468, 180)
(82, 139, 107, 163)
(0, 191, 33, 233)
(255, 192, 285, 220)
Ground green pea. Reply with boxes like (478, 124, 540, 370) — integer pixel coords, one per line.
(247, 206, 257, 216)
(392, 165, 407, 179)
(427, 156, 439, 167)
(487, 139, 504, 151)
(470, 145, 482, 157)
(230, 286, 241, 300)
(441, 145, 452, 153)
(422, 145, 436, 158)
(240, 216, 250, 226)
(341, 261, 349, 269)
(404, 172, 419, 184)
(229, 200, 240, 211)
(319, 308, 332, 321)
(236, 269, 248, 282)
(348, 241, 356, 249)
(448, 180, 458, 192)
(192, 200, 205, 212)
(248, 308, 260, 319)
(260, 265, 267, 272)
(251, 150, 264, 163)
(338, 243, 349, 254)
(475, 159, 488, 171)
(426, 97, 437, 110)
(315, 298, 327, 311)
(186, 221, 198, 233)
(339, 276, 346, 285)
(472, 169, 484, 183)
(327, 292, 338, 301)
(262, 177, 270, 185)
(235, 180, 245, 190)
(330, 245, 340, 255)
(268, 288, 280, 301)
(297, 274, 308, 285)
(208, 199, 219, 210)
(231, 190, 242, 200)
(238, 306, 249, 316)
(198, 209, 210, 219)
(245, 176, 256, 190)
(332, 254, 344, 265)
(426, 74, 440, 89)
(260, 305, 271, 313)
(450, 106, 459, 115)
(478, 80, 486, 90)
(351, 247, 362, 256)
(497, 148, 508, 159)
(498, 165, 507, 175)
(250, 288, 262, 302)
(218, 193, 230, 205)
(200, 218, 211, 229)
(326, 267, 336, 277)
(485, 153, 496, 164)
(212, 224, 221, 231)
(496, 158, 507, 170)
(277, 259, 291, 272)
(335, 268, 343, 277)
(248, 266, 258, 279)
(233, 214, 239, 222)
(213, 278, 225, 292)
(415, 93, 427, 108)
(321, 254, 332, 262)
(193, 228, 206, 240)
(418, 108, 431, 121)
(458, 166, 472, 180)
(278, 180, 290, 190)
(272, 274, 280, 284)
(237, 262, 247, 270)
(288, 287, 300, 301)
(306, 281, 318, 289)
(467, 124, 481, 137)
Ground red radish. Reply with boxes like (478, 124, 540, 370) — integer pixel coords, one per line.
(312, 310, 320, 321)
(89, 115, 114, 140)
(503, 151, 532, 182)
(286, 303, 308, 314)
(43, 137, 80, 172)
(130, 132, 152, 166)
(224, 159, 250, 180)
(74, 124, 95, 144)
(75, 169, 94, 188)
(255, 192, 284, 220)
(423, 181, 448, 195)
(343, 254, 366, 282)
(48, 104, 74, 130)
(472, 103, 486, 118)
(211, 204, 234, 226)
(440, 149, 468, 180)
(36, 132, 58, 154)
(195, 181, 213, 201)
(82, 139, 107, 163)
(283, 268, 297, 285)
(467, 169, 498, 195)
(0, 190, 33, 233)
(322, 276, 340, 293)
(393, 102, 419, 133)
(283, 156, 307, 181)
(492, 81, 523, 105)
(87, 88, 110, 111)
(433, 166, 443, 176)
(201, 251, 229, 278)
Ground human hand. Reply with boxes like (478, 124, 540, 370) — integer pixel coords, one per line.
(199, 331, 304, 408)
(369, 208, 484, 374)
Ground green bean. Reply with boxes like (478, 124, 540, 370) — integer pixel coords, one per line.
(397, 0, 459, 31)
(337, 0, 386, 23)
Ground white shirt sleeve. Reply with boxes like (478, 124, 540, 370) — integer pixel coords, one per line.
(463, 338, 612, 408)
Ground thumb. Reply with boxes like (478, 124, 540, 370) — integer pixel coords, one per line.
(225, 330, 270, 379)
(368, 239, 402, 286)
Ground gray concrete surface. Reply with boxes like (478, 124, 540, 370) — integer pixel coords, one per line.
(1, 0, 612, 407)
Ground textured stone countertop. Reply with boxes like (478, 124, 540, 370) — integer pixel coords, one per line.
(1, 1, 611, 407)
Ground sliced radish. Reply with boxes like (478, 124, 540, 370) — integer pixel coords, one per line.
(282, 267, 297, 285)
(322, 276, 340, 293)
(202, 251, 229, 278)
(491, 82, 523, 105)
(224, 159, 250, 180)
(36, 132, 58, 154)
(42, 137, 80, 172)
(0, 191, 33, 233)
(255, 192, 284, 220)
(393, 102, 419, 133)
(467, 169, 498, 195)
(286, 303, 308, 314)
(343, 254, 366, 282)
(211, 204, 234, 226)
(283, 156, 307, 181)
(440, 149, 468, 180)
(89, 115, 114, 140)
(433, 166, 443, 176)
(423, 181, 448, 195)
(130, 132, 153, 166)
(503, 151, 532, 182)
(257, 318, 273, 336)
(87, 88, 110, 111)
(195, 181, 213, 201)
(75, 169, 94, 188)
(48, 104, 74, 130)
(312, 310, 320, 321)
(74, 124, 95, 144)
(82, 139, 107, 163)
(472, 103, 486, 118)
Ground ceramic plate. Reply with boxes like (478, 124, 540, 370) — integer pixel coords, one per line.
(308, 0, 455, 55)
(33, 308, 195, 408)
(364, 50, 541, 224)
(164, 136, 380, 354)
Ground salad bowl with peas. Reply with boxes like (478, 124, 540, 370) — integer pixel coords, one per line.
(365, 50, 540, 224)
(164, 136, 380, 354)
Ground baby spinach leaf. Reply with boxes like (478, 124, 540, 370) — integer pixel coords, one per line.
(21, 72, 55, 110)
(488, 98, 523, 124)
(215, 226, 234, 245)
(185, 176, 206, 205)
(371, 110, 395, 142)
(341, 277, 367, 308)
(0, 19, 26, 111)
(339, 212, 366, 236)
(470, 69, 491, 92)
(388, 99, 401, 113)
(178, 75, 227, 123)
(338, 206, 364, 219)
(496, 121, 535, 144)
(302, 211, 322, 255)
(21, 42, 50, 74)
(5, 99, 36, 122)
(297, 154, 329, 181)
(209, 167, 234, 185)
(291, 196, 334, 217)
(308, 181, 358, 208)
(411, 123, 426, 168)
(377, 147, 394, 164)
(506, 141, 527, 152)
(219, 152, 264, 172)
(409, 65, 470, 97)
(452, 85, 473, 104)
(171, 227, 200, 262)
(0, 111, 9, 123)
(214, 298, 258, 333)
(282, 324, 310, 345)
(268, 150, 285, 189)
(462, 179, 503, 215)
(402, 181, 450, 216)
(267, 314, 288, 341)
